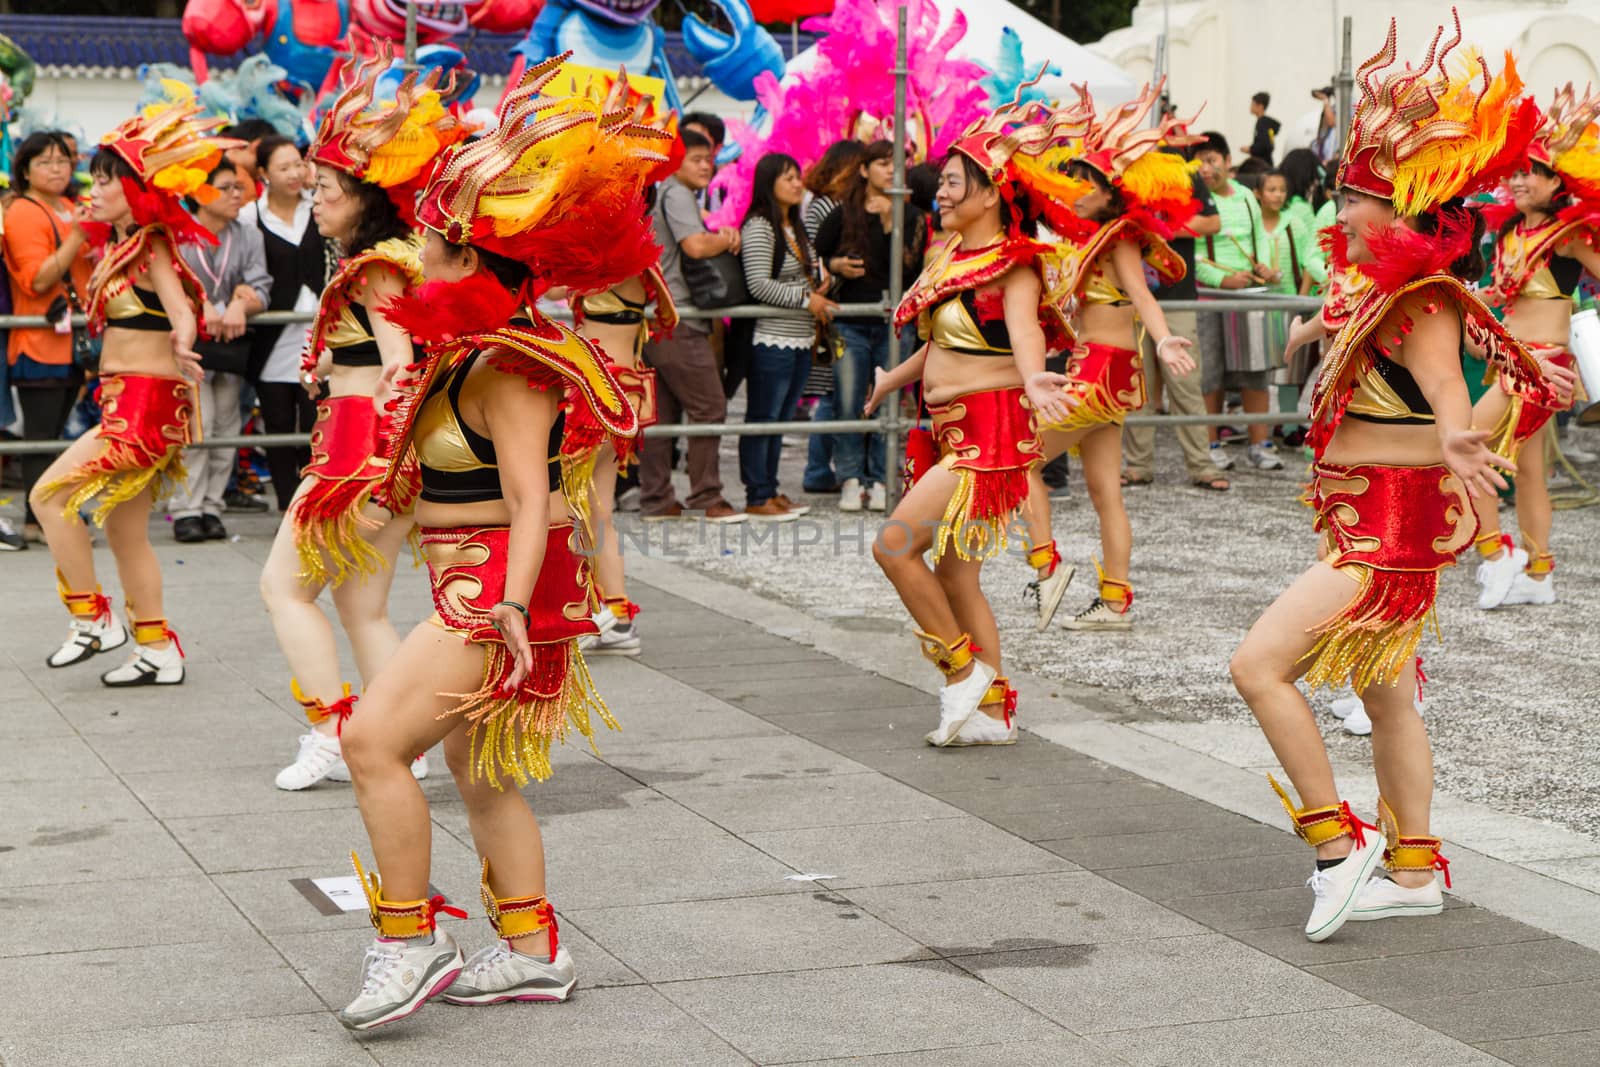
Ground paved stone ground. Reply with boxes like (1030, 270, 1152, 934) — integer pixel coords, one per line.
(645, 422, 1600, 846)
(1, 502, 1599, 1065)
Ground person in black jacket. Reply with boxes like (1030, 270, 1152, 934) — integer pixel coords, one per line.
(1248, 92, 1281, 164)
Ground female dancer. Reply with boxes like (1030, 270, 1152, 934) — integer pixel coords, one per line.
(865, 98, 1075, 748)
(334, 59, 659, 1029)
(1229, 21, 1555, 941)
(568, 127, 678, 655)
(262, 59, 465, 790)
(1020, 84, 1201, 633)
(1474, 86, 1600, 609)
(31, 99, 234, 685)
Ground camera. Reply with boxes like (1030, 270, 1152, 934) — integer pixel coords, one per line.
(1311, 85, 1335, 100)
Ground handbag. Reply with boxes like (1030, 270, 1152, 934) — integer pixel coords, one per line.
(195, 334, 254, 375)
(680, 251, 749, 309)
(812, 319, 846, 366)
(24, 196, 100, 372)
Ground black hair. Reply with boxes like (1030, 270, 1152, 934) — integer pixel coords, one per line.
(803, 139, 867, 199)
(1233, 156, 1269, 192)
(1065, 160, 1126, 222)
(223, 118, 277, 144)
(1417, 199, 1486, 281)
(89, 146, 139, 184)
(183, 159, 242, 213)
(838, 141, 924, 273)
(680, 128, 712, 154)
(12, 131, 74, 194)
(946, 150, 1037, 238)
(255, 135, 299, 176)
(681, 111, 726, 147)
(446, 241, 533, 296)
(906, 162, 941, 214)
(743, 152, 814, 279)
(333, 170, 410, 257)
(1277, 148, 1325, 211)
(1252, 92, 1270, 109)
(1196, 130, 1231, 160)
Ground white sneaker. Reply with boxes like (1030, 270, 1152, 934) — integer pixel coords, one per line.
(324, 752, 429, 784)
(100, 641, 184, 687)
(1332, 694, 1423, 737)
(275, 731, 346, 790)
(924, 660, 998, 747)
(1247, 440, 1285, 470)
(943, 710, 1018, 746)
(866, 482, 887, 512)
(338, 931, 464, 1031)
(1062, 597, 1133, 632)
(1303, 831, 1388, 942)
(1327, 691, 1358, 719)
(838, 477, 864, 513)
(577, 609, 616, 651)
(1500, 571, 1555, 607)
(1349, 874, 1444, 921)
(47, 614, 129, 668)
(1209, 442, 1235, 471)
(1028, 563, 1076, 632)
(1476, 548, 1527, 609)
(588, 620, 641, 656)
(442, 941, 577, 1005)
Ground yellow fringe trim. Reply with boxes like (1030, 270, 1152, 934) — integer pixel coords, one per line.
(932, 469, 1009, 563)
(443, 642, 619, 790)
(560, 445, 600, 545)
(292, 485, 385, 588)
(1300, 566, 1437, 696)
(38, 451, 187, 528)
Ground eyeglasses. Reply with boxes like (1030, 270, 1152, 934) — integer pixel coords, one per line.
(31, 156, 73, 169)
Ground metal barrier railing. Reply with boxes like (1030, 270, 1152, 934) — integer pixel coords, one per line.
(0, 294, 1325, 459)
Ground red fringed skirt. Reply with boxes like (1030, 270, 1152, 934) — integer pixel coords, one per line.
(920, 386, 1041, 562)
(36, 373, 192, 526)
(421, 522, 616, 787)
(1038, 342, 1146, 435)
(1302, 461, 1476, 692)
(1489, 343, 1574, 459)
(289, 395, 396, 587)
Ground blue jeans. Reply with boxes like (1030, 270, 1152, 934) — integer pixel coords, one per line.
(739, 342, 811, 505)
(803, 392, 837, 490)
(831, 320, 890, 485)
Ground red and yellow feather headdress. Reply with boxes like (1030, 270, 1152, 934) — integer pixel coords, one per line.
(307, 48, 469, 225)
(98, 91, 242, 246)
(1528, 83, 1600, 210)
(416, 52, 672, 297)
(1337, 10, 1538, 217)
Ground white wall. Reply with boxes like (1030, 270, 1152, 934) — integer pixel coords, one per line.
(1093, 0, 1600, 163)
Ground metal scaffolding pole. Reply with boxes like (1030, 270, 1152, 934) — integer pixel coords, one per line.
(883, 4, 910, 510)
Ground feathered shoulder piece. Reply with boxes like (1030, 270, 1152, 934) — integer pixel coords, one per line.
(416, 53, 672, 299)
(308, 47, 469, 225)
(84, 226, 207, 336)
(377, 302, 638, 506)
(894, 233, 1072, 350)
(1307, 272, 1548, 458)
(1053, 215, 1184, 304)
(1337, 10, 1537, 217)
(306, 235, 424, 367)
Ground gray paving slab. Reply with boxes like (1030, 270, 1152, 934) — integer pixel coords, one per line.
(0, 734, 114, 782)
(0, 698, 76, 738)
(1477, 1030, 1600, 1067)
(0, 874, 254, 958)
(746, 816, 1077, 889)
(0, 935, 323, 1037)
(598, 734, 872, 787)
(1387, 980, 1600, 1043)
(82, 722, 304, 775)
(1038, 819, 1309, 869)
(658, 770, 966, 834)
(0, 774, 150, 824)
(1233, 904, 1554, 967)
(568, 892, 933, 982)
(844, 871, 1206, 952)
(1305, 937, 1600, 1000)
(949, 933, 1362, 1034)
(984, 796, 1254, 842)
(784, 1035, 1134, 1066)
(1091, 1004, 1509, 1067)
(544, 828, 810, 908)
(1098, 850, 1312, 900)
(358, 985, 753, 1067)
(660, 960, 1068, 1064)
(0, 1013, 372, 1067)
(0, 820, 198, 888)
(164, 808, 479, 874)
